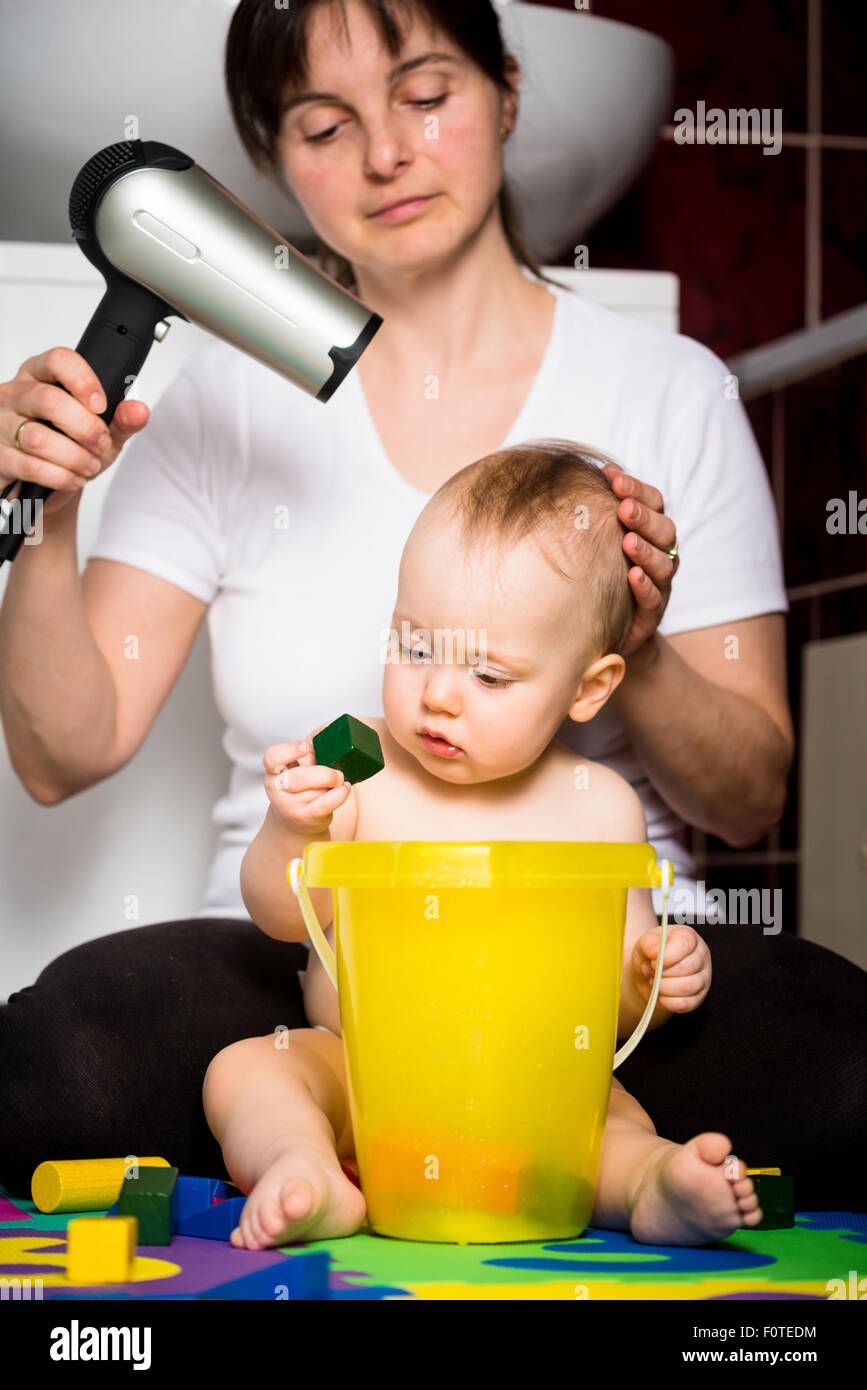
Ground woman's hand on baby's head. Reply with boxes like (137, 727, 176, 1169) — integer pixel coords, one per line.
(262, 737, 351, 834)
(600, 461, 679, 659)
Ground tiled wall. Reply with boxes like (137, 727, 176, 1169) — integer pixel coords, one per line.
(533, 0, 867, 932)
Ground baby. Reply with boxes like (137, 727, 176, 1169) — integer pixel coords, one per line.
(203, 439, 763, 1249)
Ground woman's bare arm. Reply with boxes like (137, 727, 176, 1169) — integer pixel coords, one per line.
(0, 344, 208, 803)
(610, 614, 794, 848)
(599, 466, 794, 847)
(0, 525, 207, 803)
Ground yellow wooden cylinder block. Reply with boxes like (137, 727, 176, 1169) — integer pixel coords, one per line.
(31, 1157, 171, 1213)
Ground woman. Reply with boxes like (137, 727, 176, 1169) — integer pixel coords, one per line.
(0, 0, 863, 1207)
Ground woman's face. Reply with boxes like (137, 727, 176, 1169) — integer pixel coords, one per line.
(275, 0, 516, 280)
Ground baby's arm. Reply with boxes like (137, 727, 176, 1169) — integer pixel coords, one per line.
(621, 907, 712, 1039)
(618, 886, 677, 1040)
(240, 733, 357, 942)
(593, 773, 712, 1040)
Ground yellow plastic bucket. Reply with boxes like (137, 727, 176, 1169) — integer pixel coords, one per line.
(289, 841, 672, 1244)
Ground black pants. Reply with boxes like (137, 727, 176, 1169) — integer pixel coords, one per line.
(1, 916, 865, 1209)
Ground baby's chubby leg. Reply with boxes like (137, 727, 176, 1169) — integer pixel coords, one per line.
(592, 1078, 763, 1245)
(202, 1029, 365, 1249)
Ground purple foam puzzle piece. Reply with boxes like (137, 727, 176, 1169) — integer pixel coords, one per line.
(174, 1195, 246, 1240)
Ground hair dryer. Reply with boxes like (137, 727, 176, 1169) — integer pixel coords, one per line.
(0, 138, 382, 564)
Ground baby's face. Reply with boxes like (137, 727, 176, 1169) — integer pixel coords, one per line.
(382, 509, 620, 785)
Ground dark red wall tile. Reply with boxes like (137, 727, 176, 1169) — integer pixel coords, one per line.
(822, 149, 867, 318)
(570, 0, 808, 130)
(820, 582, 867, 639)
(782, 356, 866, 586)
(822, 0, 867, 135)
(583, 140, 805, 357)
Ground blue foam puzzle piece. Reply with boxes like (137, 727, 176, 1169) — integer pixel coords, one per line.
(108, 1178, 239, 1231)
(208, 1179, 239, 1203)
(201, 1252, 331, 1300)
(173, 1176, 212, 1223)
(173, 1176, 239, 1225)
(174, 1195, 246, 1239)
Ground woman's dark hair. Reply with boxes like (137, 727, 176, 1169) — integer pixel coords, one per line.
(224, 0, 561, 291)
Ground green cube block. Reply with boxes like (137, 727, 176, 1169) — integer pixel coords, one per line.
(312, 714, 384, 784)
(118, 1165, 179, 1245)
(751, 1174, 794, 1230)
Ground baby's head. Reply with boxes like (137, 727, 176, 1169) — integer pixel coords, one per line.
(382, 439, 636, 785)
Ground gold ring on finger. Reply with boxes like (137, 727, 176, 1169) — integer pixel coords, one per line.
(14, 418, 34, 450)
(667, 537, 679, 561)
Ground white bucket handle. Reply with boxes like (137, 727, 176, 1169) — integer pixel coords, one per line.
(613, 859, 671, 1069)
(288, 855, 673, 1071)
(289, 856, 338, 987)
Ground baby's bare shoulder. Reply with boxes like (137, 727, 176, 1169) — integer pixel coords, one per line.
(548, 740, 648, 842)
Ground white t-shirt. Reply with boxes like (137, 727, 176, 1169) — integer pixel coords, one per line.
(87, 279, 788, 926)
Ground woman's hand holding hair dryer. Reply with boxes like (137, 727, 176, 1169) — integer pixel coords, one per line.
(0, 346, 149, 517)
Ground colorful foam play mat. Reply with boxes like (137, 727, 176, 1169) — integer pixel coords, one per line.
(2, 1185, 864, 1299)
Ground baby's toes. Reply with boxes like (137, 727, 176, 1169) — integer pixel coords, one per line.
(279, 1176, 317, 1225)
(694, 1132, 735, 1168)
(239, 1198, 270, 1250)
(230, 1215, 260, 1250)
(739, 1204, 765, 1227)
(735, 1183, 763, 1223)
(738, 1188, 764, 1227)
(258, 1193, 292, 1240)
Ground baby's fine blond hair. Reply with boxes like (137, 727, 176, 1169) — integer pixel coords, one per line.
(430, 439, 636, 660)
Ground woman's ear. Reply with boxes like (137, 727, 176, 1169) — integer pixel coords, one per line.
(566, 654, 626, 724)
(501, 54, 522, 126)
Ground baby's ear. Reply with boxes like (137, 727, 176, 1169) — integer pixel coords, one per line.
(566, 654, 625, 724)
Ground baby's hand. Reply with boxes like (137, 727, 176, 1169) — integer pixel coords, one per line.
(263, 735, 351, 835)
(630, 925, 711, 1015)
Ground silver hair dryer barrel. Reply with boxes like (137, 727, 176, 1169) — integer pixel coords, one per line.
(86, 145, 380, 400)
(0, 138, 382, 564)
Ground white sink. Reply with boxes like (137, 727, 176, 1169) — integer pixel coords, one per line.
(0, 0, 673, 258)
(496, 2, 674, 257)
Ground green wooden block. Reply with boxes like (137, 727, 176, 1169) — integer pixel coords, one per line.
(750, 1174, 794, 1230)
(312, 714, 384, 784)
(118, 1165, 179, 1245)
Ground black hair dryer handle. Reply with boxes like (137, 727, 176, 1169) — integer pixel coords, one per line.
(0, 278, 173, 563)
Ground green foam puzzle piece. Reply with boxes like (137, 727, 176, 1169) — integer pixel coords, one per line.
(751, 1175, 794, 1230)
(117, 1165, 179, 1245)
(312, 714, 384, 784)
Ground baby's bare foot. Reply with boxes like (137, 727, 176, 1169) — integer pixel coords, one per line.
(629, 1133, 763, 1246)
(230, 1142, 366, 1250)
